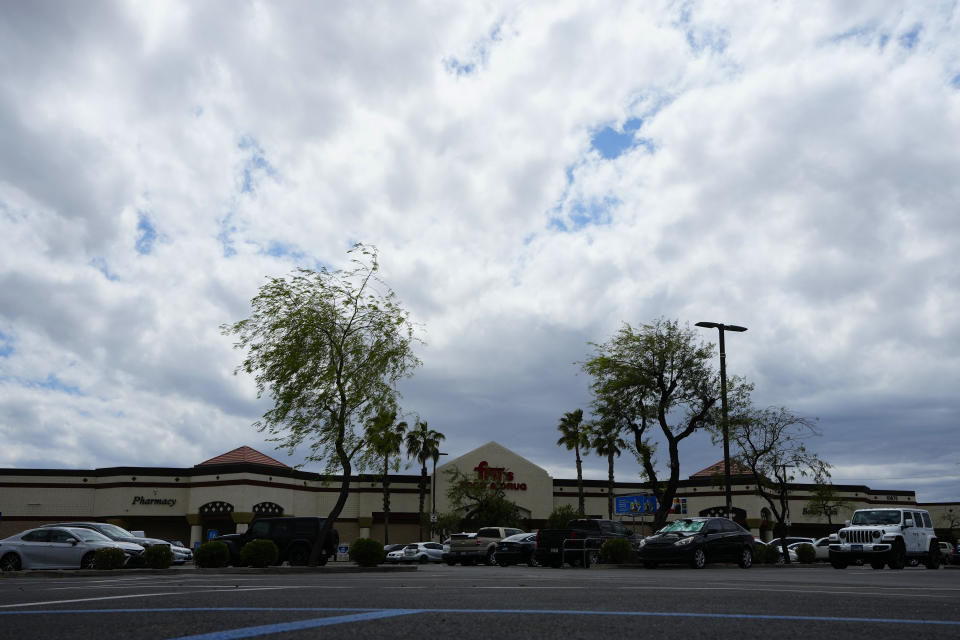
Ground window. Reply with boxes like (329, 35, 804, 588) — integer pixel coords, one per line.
(249, 521, 270, 538)
(477, 528, 500, 538)
(22, 530, 49, 542)
(922, 512, 933, 528)
(47, 529, 75, 543)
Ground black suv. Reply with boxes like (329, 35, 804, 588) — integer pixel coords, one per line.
(635, 517, 755, 569)
(212, 517, 339, 566)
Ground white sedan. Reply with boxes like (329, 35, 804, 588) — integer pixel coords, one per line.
(0, 526, 144, 570)
(401, 542, 445, 563)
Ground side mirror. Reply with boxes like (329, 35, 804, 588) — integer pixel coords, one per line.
(903, 519, 913, 528)
(70, 539, 79, 546)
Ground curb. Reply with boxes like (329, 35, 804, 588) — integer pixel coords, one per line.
(0, 564, 418, 579)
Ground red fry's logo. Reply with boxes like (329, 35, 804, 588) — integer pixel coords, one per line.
(472, 461, 524, 490)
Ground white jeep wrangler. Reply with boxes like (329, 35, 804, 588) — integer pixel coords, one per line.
(828, 507, 940, 570)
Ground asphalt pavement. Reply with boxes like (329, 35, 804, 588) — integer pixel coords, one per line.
(1, 563, 959, 639)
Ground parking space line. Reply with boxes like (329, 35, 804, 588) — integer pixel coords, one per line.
(1, 606, 958, 630)
(165, 610, 421, 640)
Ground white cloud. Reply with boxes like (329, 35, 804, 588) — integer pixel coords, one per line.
(1, 1, 959, 501)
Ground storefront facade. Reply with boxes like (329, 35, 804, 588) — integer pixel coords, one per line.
(1, 442, 956, 546)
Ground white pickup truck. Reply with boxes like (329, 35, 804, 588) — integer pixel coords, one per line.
(443, 526, 525, 566)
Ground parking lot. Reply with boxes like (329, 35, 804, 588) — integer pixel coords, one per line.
(2, 563, 959, 639)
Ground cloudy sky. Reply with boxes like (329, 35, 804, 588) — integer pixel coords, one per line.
(1, 1, 958, 503)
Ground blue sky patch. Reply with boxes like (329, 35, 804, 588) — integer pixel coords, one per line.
(90, 257, 118, 281)
(443, 20, 504, 76)
(898, 24, 922, 49)
(952, 74, 960, 89)
(30, 374, 83, 396)
(217, 214, 237, 258)
(0, 332, 13, 358)
(238, 135, 278, 194)
(550, 196, 620, 232)
(262, 241, 306, 262)
(135, 212, 157, 255)
(590, 118, 645, 159)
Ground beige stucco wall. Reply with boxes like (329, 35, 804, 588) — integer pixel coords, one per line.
(433, 441, 555, 519)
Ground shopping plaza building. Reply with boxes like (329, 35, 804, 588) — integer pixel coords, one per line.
(1, 441, 957, 546)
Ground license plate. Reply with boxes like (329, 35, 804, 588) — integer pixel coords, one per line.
(852, 544, 863, 551)
(550, 548, 558, 553)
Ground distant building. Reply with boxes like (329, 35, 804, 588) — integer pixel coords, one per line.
(1, 442, 956, 546)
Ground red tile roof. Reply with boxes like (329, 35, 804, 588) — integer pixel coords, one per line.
(690, 460, 751, 478)
(196, 446, 290, 468)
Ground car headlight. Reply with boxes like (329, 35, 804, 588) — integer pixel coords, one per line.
(636, 539, 648, 548)
(674, 536, 695, 546)
(839, 531, 847, 539)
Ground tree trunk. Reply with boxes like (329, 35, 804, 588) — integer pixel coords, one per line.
(607, 453, 615, 519)
(311, 461, 351, 566)
(418, 464, 427, 541)
(382, 456, 391, 545)
(575, 445, 584, 514)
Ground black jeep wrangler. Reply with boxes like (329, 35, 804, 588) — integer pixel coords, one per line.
(213, 517, 340, 566)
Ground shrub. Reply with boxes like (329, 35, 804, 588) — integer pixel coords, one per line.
(761, 543, 784, 564)
(546, 504, 582, 530)
(194, 541, 230, 568)
(795, 543, 817, 564)
(93, 547, 127, 570)
(145, 544, 174, 569)
(241, 539, 279, 568)
(599, 538, 634, 564)
(349, 538, 384, 567)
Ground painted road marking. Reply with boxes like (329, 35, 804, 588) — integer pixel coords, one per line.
(0, 587, 289, 608)
(165, 610, 421, 640)
(1, 606, 958, 631)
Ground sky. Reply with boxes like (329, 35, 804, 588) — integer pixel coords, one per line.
(1, 1, 959, 503)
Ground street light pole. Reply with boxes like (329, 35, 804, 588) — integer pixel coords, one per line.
(695, 321, 747, 521)
(431, 452, 448, 540)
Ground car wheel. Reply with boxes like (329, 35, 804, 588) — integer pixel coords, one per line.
(418, 555, 428, 564)
(485, 549, 496, 566)
(81, 552, 96, 569)
(526, 556, 538, 568)
(870, 561, 885, 570)
(689, 548, 707, 569)
(0, 552, 22, 572)
(738, 547, 753, 569)
(587, 550, 599, 567)
(923, 543, 941, 570)
(888, 541, 906, 570)
(830, 558, 848, 569)
(288, 544, 310, 566)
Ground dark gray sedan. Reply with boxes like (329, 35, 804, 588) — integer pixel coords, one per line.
(635, 517, 755, 569)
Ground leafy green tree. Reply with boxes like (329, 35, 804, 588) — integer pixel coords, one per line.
(587, 413, 628, 519)
(222, 244, 421, 565)
(444, 468, 524, 530)
(583, 318, 719, 530)
(727, 400, 828, 564)
(364, 407, 407, 545)
(405, 419, 445, 540)
(556, 408, 589, 514)
(546, 504, 582, 529)
(805, 471, 850, 526)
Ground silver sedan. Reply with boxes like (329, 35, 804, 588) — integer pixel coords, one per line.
(401, 542, 445, 563)
(0, 526, 144, 570)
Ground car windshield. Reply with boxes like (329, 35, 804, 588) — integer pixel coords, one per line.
(501, 533, 529, 543)
(658, 519, 706, 534)
(70, 529, 111, 542)
(95, 523, 136, 538)
(851, 511, 902, 525)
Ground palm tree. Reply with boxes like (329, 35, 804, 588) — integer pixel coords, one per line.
(404, 419, 445, 541)
(588, 417, 628, 519)
(365, 410, 407, 545)
(556, 409, 589, 514)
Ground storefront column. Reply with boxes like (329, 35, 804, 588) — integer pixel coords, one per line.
(358, 516, 372, 539)
(186, 514, 203, 548)
(232, 512, 254, 534)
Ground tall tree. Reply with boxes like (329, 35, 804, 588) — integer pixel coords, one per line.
(805, 471, 850, 526)
(443, 468, 524, 530)
(583, 318, 719, 530)
(404, 419, 445, 541)
(556, 408, 589, 514)
(363, 408, 407, 545)
(728, 403, 828, 564)
(587, 414, 628, 519)
(222, 244, 421, 565)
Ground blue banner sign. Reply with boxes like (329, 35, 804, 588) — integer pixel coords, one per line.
(615, 495, 657, 515)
